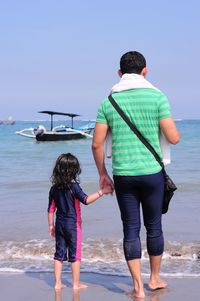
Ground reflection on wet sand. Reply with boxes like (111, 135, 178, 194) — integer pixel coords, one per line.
(55, 289, 80, 301)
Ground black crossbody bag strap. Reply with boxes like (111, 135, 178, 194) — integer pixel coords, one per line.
(108, 94, 165, 170)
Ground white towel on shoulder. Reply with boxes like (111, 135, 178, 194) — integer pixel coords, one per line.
(111, 73, 159, 92)
(106, 74, 171, 165)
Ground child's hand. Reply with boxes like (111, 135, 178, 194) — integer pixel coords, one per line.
(49, 224, 55, 237)
(102, 184, 114, 195)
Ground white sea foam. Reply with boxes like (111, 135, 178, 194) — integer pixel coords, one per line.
(0, 238, 200, 277)
(0, 239, 199, 261)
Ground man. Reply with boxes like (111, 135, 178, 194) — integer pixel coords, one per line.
(92, 51, 180, 299)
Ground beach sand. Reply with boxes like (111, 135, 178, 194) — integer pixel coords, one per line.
(0, 272, 199, 301)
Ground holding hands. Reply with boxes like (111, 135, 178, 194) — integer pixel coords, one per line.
(101, 183, 113, 195)
(84, 172, 114, 205)
(100, 173, 115, 195)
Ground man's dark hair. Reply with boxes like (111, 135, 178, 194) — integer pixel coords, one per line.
(120, 51, 146, 75)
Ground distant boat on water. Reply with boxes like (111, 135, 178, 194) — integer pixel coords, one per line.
(0, 116, 15, 125)
(16, 111, 94, 141)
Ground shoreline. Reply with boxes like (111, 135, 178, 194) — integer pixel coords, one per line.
(0, 272, 199, 301)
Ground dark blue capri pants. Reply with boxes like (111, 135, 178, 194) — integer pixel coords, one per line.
(113, 171, 164, 261)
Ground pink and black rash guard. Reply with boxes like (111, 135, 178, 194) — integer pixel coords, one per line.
(48, 182, 88, 221)
(48, 183, 88, 262)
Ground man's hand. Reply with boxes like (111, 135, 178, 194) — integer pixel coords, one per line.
(100, 173, 114, 194)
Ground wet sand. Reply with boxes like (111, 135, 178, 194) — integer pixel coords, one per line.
(0, 272, 199, 301)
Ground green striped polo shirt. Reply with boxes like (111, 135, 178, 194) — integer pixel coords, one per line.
(96, 88, 171, 176)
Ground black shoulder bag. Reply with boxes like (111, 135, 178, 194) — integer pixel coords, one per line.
(108, 94, 177, 214)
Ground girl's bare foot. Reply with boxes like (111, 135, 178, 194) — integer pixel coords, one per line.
(55, 283, 66, 290)
(73, 283, 88, 290)
(148, 278, 167, 290)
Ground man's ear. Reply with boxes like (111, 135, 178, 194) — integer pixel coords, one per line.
(118, 69, 123, 77)
(141, 67, 148, 77)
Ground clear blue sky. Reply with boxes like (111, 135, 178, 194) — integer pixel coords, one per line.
(0, 0, 199, 120)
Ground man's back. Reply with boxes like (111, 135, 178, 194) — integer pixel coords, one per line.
(96, 88, 171, 176)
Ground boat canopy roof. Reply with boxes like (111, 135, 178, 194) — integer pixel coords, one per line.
(38, 111, 80, 118)
(38, 111, 81, 130)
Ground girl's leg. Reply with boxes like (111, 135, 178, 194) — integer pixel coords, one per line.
(71, 261, 88, 290)
(54, 259, 66, 290)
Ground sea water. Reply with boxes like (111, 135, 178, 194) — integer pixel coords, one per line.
(0, 120, 200, 277)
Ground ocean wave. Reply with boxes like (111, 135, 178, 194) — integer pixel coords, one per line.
(1, 239, 200, 261)
(0, 239, 200, 277)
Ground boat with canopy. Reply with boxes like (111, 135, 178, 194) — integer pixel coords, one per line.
(16, 111, 95, 141)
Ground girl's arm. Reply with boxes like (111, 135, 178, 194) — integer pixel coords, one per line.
(47, 192, 56, 237)
(48, 212, 55, 237)
(86, 186, 112, 205)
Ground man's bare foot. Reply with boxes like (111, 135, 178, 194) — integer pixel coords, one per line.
(127, 289, 145, 299)
(148, 278, 167, 290)
(73, 283, 88, 290)
(55, 283, 66, 290)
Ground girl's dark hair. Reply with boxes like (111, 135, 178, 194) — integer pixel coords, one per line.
(51, 153, 81, 188)
(120, 51, 146, 75)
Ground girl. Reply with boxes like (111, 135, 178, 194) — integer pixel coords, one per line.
(48, 153, 112, 290)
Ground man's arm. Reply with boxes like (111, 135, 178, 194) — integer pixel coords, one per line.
(92, 122, 114, 190)
(159, 117, 180, 144)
